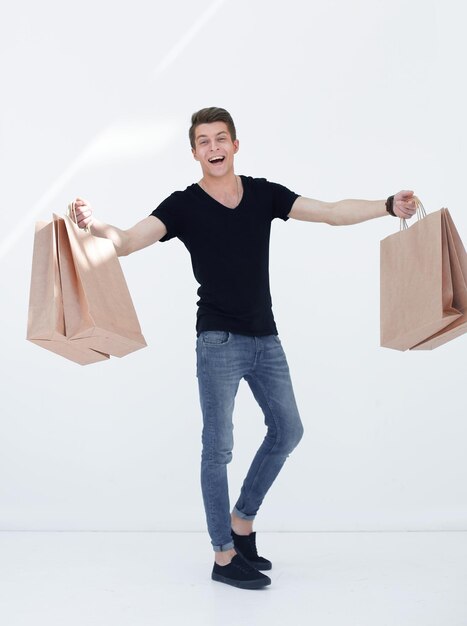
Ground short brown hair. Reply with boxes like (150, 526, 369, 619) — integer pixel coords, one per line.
(189, 107, 237, 149)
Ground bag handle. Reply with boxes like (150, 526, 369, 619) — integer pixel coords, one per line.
(67, 201, 89, 233)
(400, 196, 426, 231)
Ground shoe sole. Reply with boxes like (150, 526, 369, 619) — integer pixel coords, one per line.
(211, 572, 271, 589)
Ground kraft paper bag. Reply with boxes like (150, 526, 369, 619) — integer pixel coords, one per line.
(411, 209, 467, 350)
(26, 218, 110, 365)
(58, 211, 147, 357)
(380, 204, 463, 351)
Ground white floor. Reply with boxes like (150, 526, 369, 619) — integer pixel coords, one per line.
(0, 531, 466, 626)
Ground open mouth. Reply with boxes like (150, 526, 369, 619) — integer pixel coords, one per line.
(208, 156, 225, 165)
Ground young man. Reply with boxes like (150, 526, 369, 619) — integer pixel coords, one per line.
(72, 107, 417, 590)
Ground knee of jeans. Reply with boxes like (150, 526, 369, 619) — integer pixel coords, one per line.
(202, 449, 233, 465)
(202, 438, 233, 465)
(281, 420, 304, 454)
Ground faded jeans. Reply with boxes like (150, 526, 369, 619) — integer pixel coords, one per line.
(196, 330, 304, 552)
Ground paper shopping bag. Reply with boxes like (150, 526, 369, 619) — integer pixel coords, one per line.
(26, 218, 110, 365)
(57, 213, 147, 357)
(380, 207, 463, 351)
(411, 209, 467, 350)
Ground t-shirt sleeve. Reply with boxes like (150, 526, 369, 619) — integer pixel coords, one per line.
(149, 192, 182, 242)
(269, 181, 300, 221)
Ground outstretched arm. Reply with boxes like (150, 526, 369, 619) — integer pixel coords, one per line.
(288, 190, 417, 225)
(72, 197, 167, 256)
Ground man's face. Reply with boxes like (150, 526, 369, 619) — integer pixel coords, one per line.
(192, 121, 239, 178)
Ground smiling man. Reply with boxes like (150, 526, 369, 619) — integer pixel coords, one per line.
(72, 106, 417, 590)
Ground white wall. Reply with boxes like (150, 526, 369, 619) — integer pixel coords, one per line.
(1, 0, 466, 532)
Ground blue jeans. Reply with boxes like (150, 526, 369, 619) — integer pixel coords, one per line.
(196, 330, 304, 552)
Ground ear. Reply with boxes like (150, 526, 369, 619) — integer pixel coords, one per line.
(233, 139, 240, 154)
(192, 147, 199, 161)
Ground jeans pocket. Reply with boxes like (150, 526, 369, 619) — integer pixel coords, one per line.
(272, 334, 281, 344)
(201, 330, 230, 345)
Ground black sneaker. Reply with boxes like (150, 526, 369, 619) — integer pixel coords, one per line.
(231, 530, 272, 571)
(211, 554, 271, 589)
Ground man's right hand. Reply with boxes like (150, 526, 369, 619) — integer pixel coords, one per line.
(72, 197, 94, 229)
(68, 197, 167, 256)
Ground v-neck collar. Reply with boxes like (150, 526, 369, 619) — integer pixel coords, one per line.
(196, 175, 246, 211)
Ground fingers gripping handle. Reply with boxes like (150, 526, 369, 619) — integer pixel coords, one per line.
(67, 201, 89, 233)
(399, 196, 426, 231)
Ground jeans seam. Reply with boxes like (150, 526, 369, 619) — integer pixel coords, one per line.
(200, 344, 217, 540)
(239, 371, 282, 515)
(200, 340, 236, 548)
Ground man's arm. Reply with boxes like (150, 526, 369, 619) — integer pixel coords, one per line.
(288, 190, 417, 225)
(72, 197, 167, 256)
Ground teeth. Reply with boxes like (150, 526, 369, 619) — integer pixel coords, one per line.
(209, 156, 224, 162)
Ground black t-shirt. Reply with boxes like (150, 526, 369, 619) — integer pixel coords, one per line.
(150, 175, 299, 337)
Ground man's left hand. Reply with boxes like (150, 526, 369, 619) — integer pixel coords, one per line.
(393, 190, 417, 219)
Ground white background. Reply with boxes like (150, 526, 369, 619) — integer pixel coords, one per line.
(1, 0, 465, 532)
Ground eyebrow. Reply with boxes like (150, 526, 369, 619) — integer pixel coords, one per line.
(196, 131, 228, 140)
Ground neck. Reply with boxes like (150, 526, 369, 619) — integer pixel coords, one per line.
(200, 171, 238, 193)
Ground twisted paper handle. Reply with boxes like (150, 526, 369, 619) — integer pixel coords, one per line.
(400, 195, 426, 231)
(67, 201, 89, 233)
